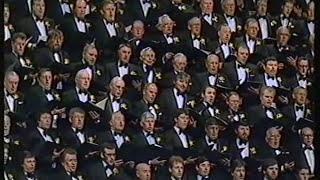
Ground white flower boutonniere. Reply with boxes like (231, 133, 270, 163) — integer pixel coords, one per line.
(276, 113, 283, 119)
(212, 16, 218, 23)
(78, 175, 84, 180)
(115, 23, 119, 28)
(156, 137, 161, 143)
(271, 20, 277, 26)
(45, 20, 50, 27)
(187, 100, 195, 108)
(14, 140, 20, 145)
(125, 136, 130, 142)
(90, 95, 96, 103)
(130, 71, 137, 75)
(96, 70, 101, 76)
(200, 38, 206, 44)
(250, 147, 256, 154)
(64, 58, 70, 64)
(154, 104, 159, 109)
(257, 40, 261, 45)
(86, 22, 91, 28)
(189, 140, 194, 146)
(306, 109, 311, 115)
(174, 37, 180, 42)
(239, 114, 245, 119)
(215, 109, 220, 114)
(218, 76, 225, 82)
(121, 103, 128, 109)
(151, 2, 157, 8)
(277, 77, 282, 82)
(237, 25, 242, 31)
(55, 138, 60, 144)
(54, 93, 61, 101)
(221, 146, 228, 153)
(229, 43, 233, 47)
(8, 174, 14, 180)
(156, 72, 162, 79)
(178, 5, 186, 10)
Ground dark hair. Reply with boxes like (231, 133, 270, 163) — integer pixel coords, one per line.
(168, 155, 184, 168)
(60, 148, 77, 162)
(99, 142, 117, 153)
(20, 151, 35, 165)
(230, 159, 246, 172)
(262, 158, 278, 171)
(11, 32, 27, 42)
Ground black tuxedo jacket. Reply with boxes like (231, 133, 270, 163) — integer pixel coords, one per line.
(129, 99, 163, 125)
(212, 41, 236, 62)
(95, 130, 131, 148)
(198, 12, 222, 41)
(195, 136, 228, 155)
(162, 128, 194, 151)
(227, 138, 260, 159)
(45, 0, 71, 25)
(104, 62, 140, 85)
(157, 88, 192, 128)
(234, 36, 265, 64)
(60, 87, 95, 110)
(281, 103, 312, 127)
(252, 14, 273, 39)
(131, 130, 162, 148)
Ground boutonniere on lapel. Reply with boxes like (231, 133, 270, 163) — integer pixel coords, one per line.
(271, 20, 277, 26)
(120, 103, 128, 110)
(130, 71, 137, 75)
(173, 37, 180, 43)
(78, 175, 84, 180)
(292, 32, 298, 37)
(154, 104, 159, 110)
(276, 113, 283, 119)
(237, 25, 242, 31)
(124, 135, 130, 142)
(306, 109, 311, 115)
(227, 115, 232, 120)
(221, 146, 228, 153)
(151, 1, 157, 8)
(114, 22, 119, 28)
(25, 58, 33, 67)
(307, 81, 312, 86)
(239, 114, 245, 119)
(14, 140, 20, 145)
(85, 22, 91, 28)
(256, 40, 261, 45)
(96, 70, 101, 76)
(218, 76, 225, 83)
(250, 147, 257, 154)
(215, 109, 220, 114)
(8, 24, 14, 31)
(64, 58, 70, 64)
(88, 136, 96, 143)
(229, 43, 233, 47)
(156, 137, 161, 143)
(189, 140, 194, 146)
(200, 38, 206, 44)
(212, 16, 218, 23)
(288, 22, 294, 29)
(54, 93, 61, 101)
(90, 95, 96, 103)
(7, 173, 14, 180)
(113, 167, 119, 175)
(277, 77, 282, 82)
(187, 100, 195, 108)
(155, 72, 162, 79)
(245, 68, 250, 73)
(55, 137, 60, 144)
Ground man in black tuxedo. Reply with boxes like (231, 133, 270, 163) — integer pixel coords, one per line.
(4, 3, 15, 53)
(24, 68, 62, 125)
(212, 24, 236, 62)
(96, 111, 131, 149)
(104, 43, 140, 85)
(198, 0, 222, 41)
(194, 117, 229, 155)
(92, 0, 126, 61)
(61, 69, 96, 109)
(137, 47, 162, 85)
(95, 76, 130, 123)
(84, 142, 131, 180)
(131, 112, 162, 148)
(12, 151, 47, 180)
(193, 86, 222, 130)
(222, 44, 257, 101)
(187, 156, 213, 180)
(228, 120, 259, 160)
(4, 71, 27, 134)
(162, 109, 194, 151)
(290, 127, 316, 178)
(16, 0, 52, 46)
(158, 53, 188, 89)
(252, 0, 273, 40)
(224, 91, 247, 125)
(261, 159, 280, 180)
(76, 43, 107, 94)
(60, 0, 93, 62)
(52, 148, 85, 180)
(24, 109, 62, 172)
(5, 33, 36, 91)
(157, 72, 193, 128)
(220, 0, 243, 40)
(281, 87, 312, 131)
(130, 83, 162, 128)
(157, 155, 185, 180)
(32, 29, 72, 73)
(191, 54, 230, 97)
(59, 107, 96, 156)
(234, 18, 265, 64)
(287, 57, 312, 91)
(247, 86, 287, 138)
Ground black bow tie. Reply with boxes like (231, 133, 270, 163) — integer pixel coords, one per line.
(35, 17, 44, 22)
(248, 37, 255, 42)
(166, 34, 173, 38)
(208, 138, 217, 144)
(202, 176, 209, 180)
(43, 129, 48, 137)
(203, 13, 210, 17)
(193, 36, 201, 40)
(258, 15, 266, 19)
(145, 65, 153, 72)
(237, 63, 246, 69)
(77, 17, 85, 23)
(75, 129, 83, 134)
(176, 91, 185, 97)
(26, 172, 35, 178)
(307, 20, 314, 23)
(239, 139, 247, 145)
(119, 61, 128, 68)
(206, 102, 214, 108)
(6, 91, 14, 97)
(112, 98, 120, 103)
(298, 76, 307, 81)
(142, 0, 151, 4)
(177, 128, 185, 135)
(304, 145, 313, 150)
(295, 105, 304, 111)
(114, 132, 123, 136)
(44, 89, 51, 94)
(226, 14, 234, 18)
(267, 74, 276, 80)
(146, 132, 154, 137)
(78, 89, 88, 95)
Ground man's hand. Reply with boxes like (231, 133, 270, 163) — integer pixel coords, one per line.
(149, 157, 167, 166)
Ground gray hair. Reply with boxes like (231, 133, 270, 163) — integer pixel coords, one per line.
(109, 76, 124, 88)
(156, 14, 174, 31)
(140, 111, 155, 122)
(188, 17, 201, 27)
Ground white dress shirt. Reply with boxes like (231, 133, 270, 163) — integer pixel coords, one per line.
(173, 88, 184, 108)
(75, 17, 86, 33)
(104, 20, 117, 37)
(236, 61, 247, 85)
(37, 127, 53, 142)
(174, 126, 189, 148)
(258, 17, 269, 39)
(264, 73, 279, 87)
